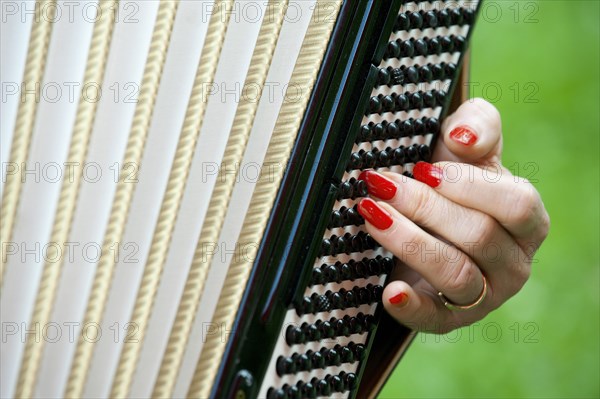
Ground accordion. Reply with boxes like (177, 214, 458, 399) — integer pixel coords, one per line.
(0, 0, 480, 398)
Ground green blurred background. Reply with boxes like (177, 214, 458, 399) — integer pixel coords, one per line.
(380, 1, 600, 398)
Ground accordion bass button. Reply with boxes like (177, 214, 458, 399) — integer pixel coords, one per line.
(320, 238, 332, 257)
(392, 147, 406, 166)
(414, 118, 426, 135)
(345, 373, 358, 390)
(331, 375, 345, 393)
(317, 378, 331, 396)
(347, 152, 363, 171)
(307, 323, 321, 341)
(439, 9, 451, 27)
(424, 10, 438, 29)
(285, 325, 301, 345)
(377, 66, 391, 85)
(353, 344, 366, 361)
(407, 145, 420, 163)
(266, 388, 285, 399)
(451, 8, 464, 25)
(324, 264, 338, 283)
(320, 320, 334, 339)
(311, 350, 325, 369)
(414, 39, 428, 56)
(386, 120, 400, 139)
(341, 346, 355, 363)
(400, 39, 415, 58)
(419, 144, 432, 161)
(381, 257, 394, 274)
(286, 385, 300, 399)
(335, 318, 350, 337)
(445, 62, 458, 78)
(372, 285, 384, 302)
(329, 209, 342, 229)
(408, 11, 423, 29)
(405, 66, 419, 84)
(419, 65, 433, 83)
(331, 291, 344, 310)
(394, 13, 410, 32)
(385, 41, 400, 60)
(440, 36, 454, 54)
(454, 35, 466, 51)
(276, 356, 290, 376)
(301, 381, 317, 398)
(326, 347, 342, 366)
(364, 314, 377, 332)
(427, 117, 441, 134)
(340, 263, 353, 280)
(463, 8, 475, 24)
(310, 267, 325, 286)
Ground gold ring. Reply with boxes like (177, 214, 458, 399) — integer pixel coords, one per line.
(438, 274, 488, 311)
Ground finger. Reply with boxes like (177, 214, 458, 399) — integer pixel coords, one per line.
(413, 161, 550, 253)
(433, 98, 503, 165)
(357, 198, 484, 306)
(359, 169, 529, 296)
(382, 280, 447, 333)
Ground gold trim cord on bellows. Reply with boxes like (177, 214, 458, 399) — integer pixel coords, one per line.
(186, 1, 343, 397)
(0, 0, 56, 288)
(14, 1, 119, 398)
(63, 1, 180, 398)
(109, 1, 234, 397)
(152, 0, 288, 397)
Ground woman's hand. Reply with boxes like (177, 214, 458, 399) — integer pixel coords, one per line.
(357, 98, 550, 333)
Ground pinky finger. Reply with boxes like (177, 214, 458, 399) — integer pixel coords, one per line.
(382, 280, 448, 333)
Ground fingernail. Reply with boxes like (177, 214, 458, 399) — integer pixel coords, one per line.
(357, 198, 393, 230)
(449, 125, 478, 146)
(413, 162, 443, 188)
(389, 292, 409, 307)
(358, 170, 397, 200)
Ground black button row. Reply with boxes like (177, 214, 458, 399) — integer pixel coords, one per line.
(266, 371, 358, 399)
(371, 63, 456, 95)
(336, 177, 368, 201)
(311, 256, 394, 286)
(295, 284, 383, 316)
(328, 204, 364, 229)
(285, 313, 377, 346)
(347, 144, 431, 171)
(367, 89, 446, 115)
(320, 231, 379, 257)
(356, 116, 440, 144)
(393, 8, 475, 32)
(383, 34, 466, 61)
(276, 343, 366, 376)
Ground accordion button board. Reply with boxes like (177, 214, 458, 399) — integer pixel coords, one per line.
(211, 1, 481, 398)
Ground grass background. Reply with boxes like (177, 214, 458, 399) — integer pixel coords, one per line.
(380, 1, 600, 398)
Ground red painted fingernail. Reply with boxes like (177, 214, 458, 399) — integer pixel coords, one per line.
(389, 292, 409, 306)
(449, 125, 478, 146)
(358, 170, 397, 200)
(357, 198, 393, 230)
(413, 162, 443, 188)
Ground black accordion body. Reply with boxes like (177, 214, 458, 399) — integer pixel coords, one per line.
(214, 2, 481, 398)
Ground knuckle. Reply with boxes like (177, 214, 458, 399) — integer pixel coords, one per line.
(505, 181, 541, 225)
(409, 187, 441, 227)
(466, 213, 498, 244)
(538, 209, 551, 241)
(441, 253, 478, 294)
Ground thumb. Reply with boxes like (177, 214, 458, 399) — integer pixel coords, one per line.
(433, 98, 503, 166)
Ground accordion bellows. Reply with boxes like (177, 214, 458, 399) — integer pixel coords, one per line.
(0, 1, 480, 398)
